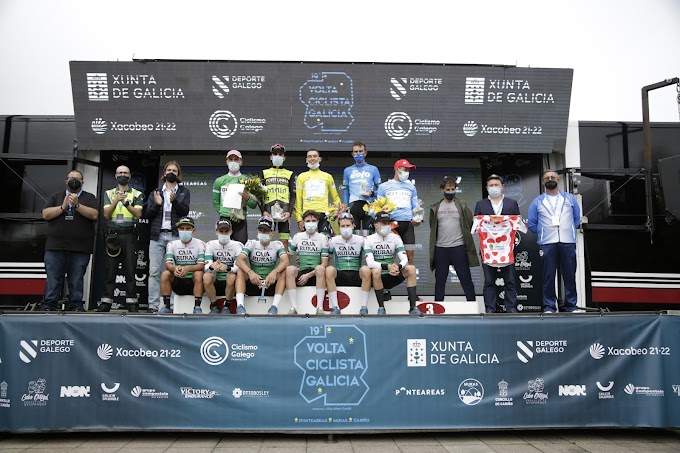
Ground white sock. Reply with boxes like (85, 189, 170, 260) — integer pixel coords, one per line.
(361, 291, 370, 307)
(329, 291, 339, 308)
(236, 293, 245, 306)
(272, 294, 282, 307)
(288, 288, 297, 309)
(316, 288, 326, 308)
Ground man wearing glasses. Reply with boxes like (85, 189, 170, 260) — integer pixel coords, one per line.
(527, 170, 582, 313)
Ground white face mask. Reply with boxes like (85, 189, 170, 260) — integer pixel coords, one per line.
(307, 162, 320, 170)
(378, 225, 392, 236)
(271, 155, 285, 167)
(487, 187, 502, 197)
(258, 233, 271, 244)
(228, 162, 240, 173)
(398, 171, 410, 182)
(218, 234, 230, 245)
(340, 227, 353, 239)
(304, 221, 318, 233)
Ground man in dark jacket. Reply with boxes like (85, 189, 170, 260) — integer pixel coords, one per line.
(144, 161, 190, 313)
(474, 174, 522, 313)
(428, 176, 479, 302)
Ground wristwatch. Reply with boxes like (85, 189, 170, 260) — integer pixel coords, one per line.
(123, 200, 130, 207)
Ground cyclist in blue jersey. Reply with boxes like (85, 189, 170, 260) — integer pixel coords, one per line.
(342, 141, 381, 234)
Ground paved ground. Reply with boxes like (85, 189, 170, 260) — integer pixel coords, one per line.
(0, 429, 679, 453)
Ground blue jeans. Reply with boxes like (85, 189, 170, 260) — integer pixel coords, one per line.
(148, 232, 177, 310)
(539, 242, 577, 312)
(42, 250, 91, 310)
(433, 245, 476, 302)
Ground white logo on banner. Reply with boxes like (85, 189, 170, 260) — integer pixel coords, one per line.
(91, 118, 108, 134)
(464, 77, 485, 104)
(590, 343, 605, 359)
(516, 341, 533, 363)
(558, 385, 586, 396)
(131, 386, 142, 397)
(385, 112, 412, 140)
(211, 75, 230, 98)
(101, 383, 120, 393)
(463, 121, 478, 137)
(407, 339, 427, 367)
(390, 78, 407, 100)
(87, 73, 109, 101)
(232, 388, 242, 398)
(19, 340, 38, 364)
(97, 344, 113, 361)
(201, 337, 229, 366)
(596, 381, 614, 392)
(209, 110, 238, 139)
(624, 383, 635, 395)
(60, 386, 90, 398)
(458, 378, 484, 405)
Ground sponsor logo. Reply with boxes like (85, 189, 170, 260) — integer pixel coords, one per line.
(97, 343, 181, 360)
(597, 381, 614, 400)
(0, 380, 9, 408)
(465, 77, 485, 104)
(20, 339, 75, 363)
(22, 378, 49, 406)
(494, 277, 505, 287)
(458, 379, 483, 406)
(624, 383, 664, 397)
(209, 110, 238, 139)
(98, 344, 113, 360)
(115, 275, 126, 284)
(519, 274, 533, 289)
(672, 385, 680, 396)
(524, 378, 548, 405)
(231, 387, 270, 399)
(495, 380, 513, 406)
(463, 121, 478, 137)
(131, 386, 168, 398)
(135, 274, 147, 287)
(391, 77, 442, 101)
(515, 251, 532, 271)
(427, 340, 499, 366)
(87, 73, 108, 101)
(558, 385, 586, 396)
(60, 385, 90, 398)
(385, 112, 412, 140)
(91, 117, 107, 134)
(211, 75, 230, 98)
(395, 386, 445, 396)
(478, 78, 555, 104)
(136, 251, 147, 269)
(300, 72, 354, 133)
(390, 78, 407, 100)
(101, 383, 120, 402)
(201, 337, 229, 365)
(517, 340, 566, 363)
(590, 343, 605, 359)
(180, 386, 220, 399)
(407, 339, 427, 367)
(589, 343, 670, 359)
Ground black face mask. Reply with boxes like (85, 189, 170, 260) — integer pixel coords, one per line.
(443, 192, 455, 201)
(67, 178, 82, 192)
(165, 173, 177, 183)
(116, 175, 130, 186)
(544, 180, 558, 190)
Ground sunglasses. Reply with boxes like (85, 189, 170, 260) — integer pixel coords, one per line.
(339, 213, 353, 220)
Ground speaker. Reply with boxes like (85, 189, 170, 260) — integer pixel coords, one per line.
(658, 155, 680, 219)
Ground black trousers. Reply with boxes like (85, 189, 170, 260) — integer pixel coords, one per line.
(102, 232, 138, 305)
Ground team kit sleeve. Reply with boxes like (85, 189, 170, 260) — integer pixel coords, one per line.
(165, 241, 176, 266)
(410, 185, 418, 211)
(329, 175, 341, 205)
(287, 173, 296, 214)
(372, 166, 381, 190)
(204, 242, 215, 271)
(341, 168, 350, 205)
(294, 174, 304, 222)
(241, 240, 253, 259)
(321, 235, 329, 258)
(212, 177, 222, 214)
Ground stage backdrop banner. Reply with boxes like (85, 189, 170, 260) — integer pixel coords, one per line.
(70, 61, 573, 153)
(1, 314, 678, 432)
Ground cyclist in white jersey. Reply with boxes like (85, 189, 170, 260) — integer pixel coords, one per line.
(326, 213, 372, 314)
(364, 212, 421, 315)
(203, 219, 243, 314)
(159, 217, 205, 314)
(234, 216, 289, 315)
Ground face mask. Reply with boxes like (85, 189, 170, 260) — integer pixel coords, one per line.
(379, 225, 392, 237)
(228, 162, 240, 173)
(179, 231, 193, 242)
(544, 180, 558, 190)
(487, 187, 502, 197)
(218, 234, 230, 245)
(398, 171, 410, 182)
(353, 154, 365, 164)
(116, 175, 130, 186)
(307, 163, 320, 170)
(67, 178, 82, 192)
(340, 227, 353, 239)
(271, 155, 285, 167)
(304, 222, 318, 233)
(165, 173, 177, 183)
(258, 233, 271, 244)
(443, 192, 455, 201)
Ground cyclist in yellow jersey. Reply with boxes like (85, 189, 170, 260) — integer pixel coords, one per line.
(295, 149, 342, 236)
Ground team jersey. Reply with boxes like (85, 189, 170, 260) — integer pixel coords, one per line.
(364, 232, 405, 275)
(260, 167, 295, 214)
(241, 239, 285, 278)
(289, 232, 329, 269)
(294, 169, 341, 222)
(342, 163, 381, 204)
(212, 173, 258, 219)
(471, 215, 527, 267)
(204, 239, 244, 281)
(376, 180, 418, 221)
(328, 234, 364, 271)
(165, 238, 206, 278)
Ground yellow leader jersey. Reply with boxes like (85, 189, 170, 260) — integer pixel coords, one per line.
(295, 169, 341, 222)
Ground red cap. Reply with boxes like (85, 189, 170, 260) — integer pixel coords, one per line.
(394, 159, 416, 171)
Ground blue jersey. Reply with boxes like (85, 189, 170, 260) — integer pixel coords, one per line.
(376, 180, 418, 221)
(342, 163, 381, 204)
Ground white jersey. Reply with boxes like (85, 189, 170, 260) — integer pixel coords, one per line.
(364, 232, 405, 274)
(289, 232, 329, 270)
(471, 215, 527, 267)
(165, 237, 205, 278)
(328, 234, 364, 271)
(204, 239, 243, 281)
(241, 239, 286, 278)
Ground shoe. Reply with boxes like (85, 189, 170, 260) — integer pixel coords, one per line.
(73, 306, 86, 312)
(543, 309, 556, 314)
(210, 306, 220, 314)
(236, 305, 247, 315)
(193, 306, 203, 314)
(220, 306, 231, 315)
(377, 307, 387, 315)
(569, 309, 586, 313)
(96, 303, 111, 313)
(330, 307, 341, 315)
(158, 305, 173, 314)
(316, 306, 325, 315)
(408, 307, 422, 315)
(506, 308, 519, 313)
(127, 304, 139, 313)
(268, 306, 278, 315)
(359, 306, 368, 316)
(288, 308, 298, 315)
(147, 308, 158, 314)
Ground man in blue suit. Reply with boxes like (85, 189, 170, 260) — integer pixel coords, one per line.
(474, 175, 521, 313)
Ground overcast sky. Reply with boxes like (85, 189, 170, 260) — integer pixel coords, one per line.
(1, 0, 679, 123)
